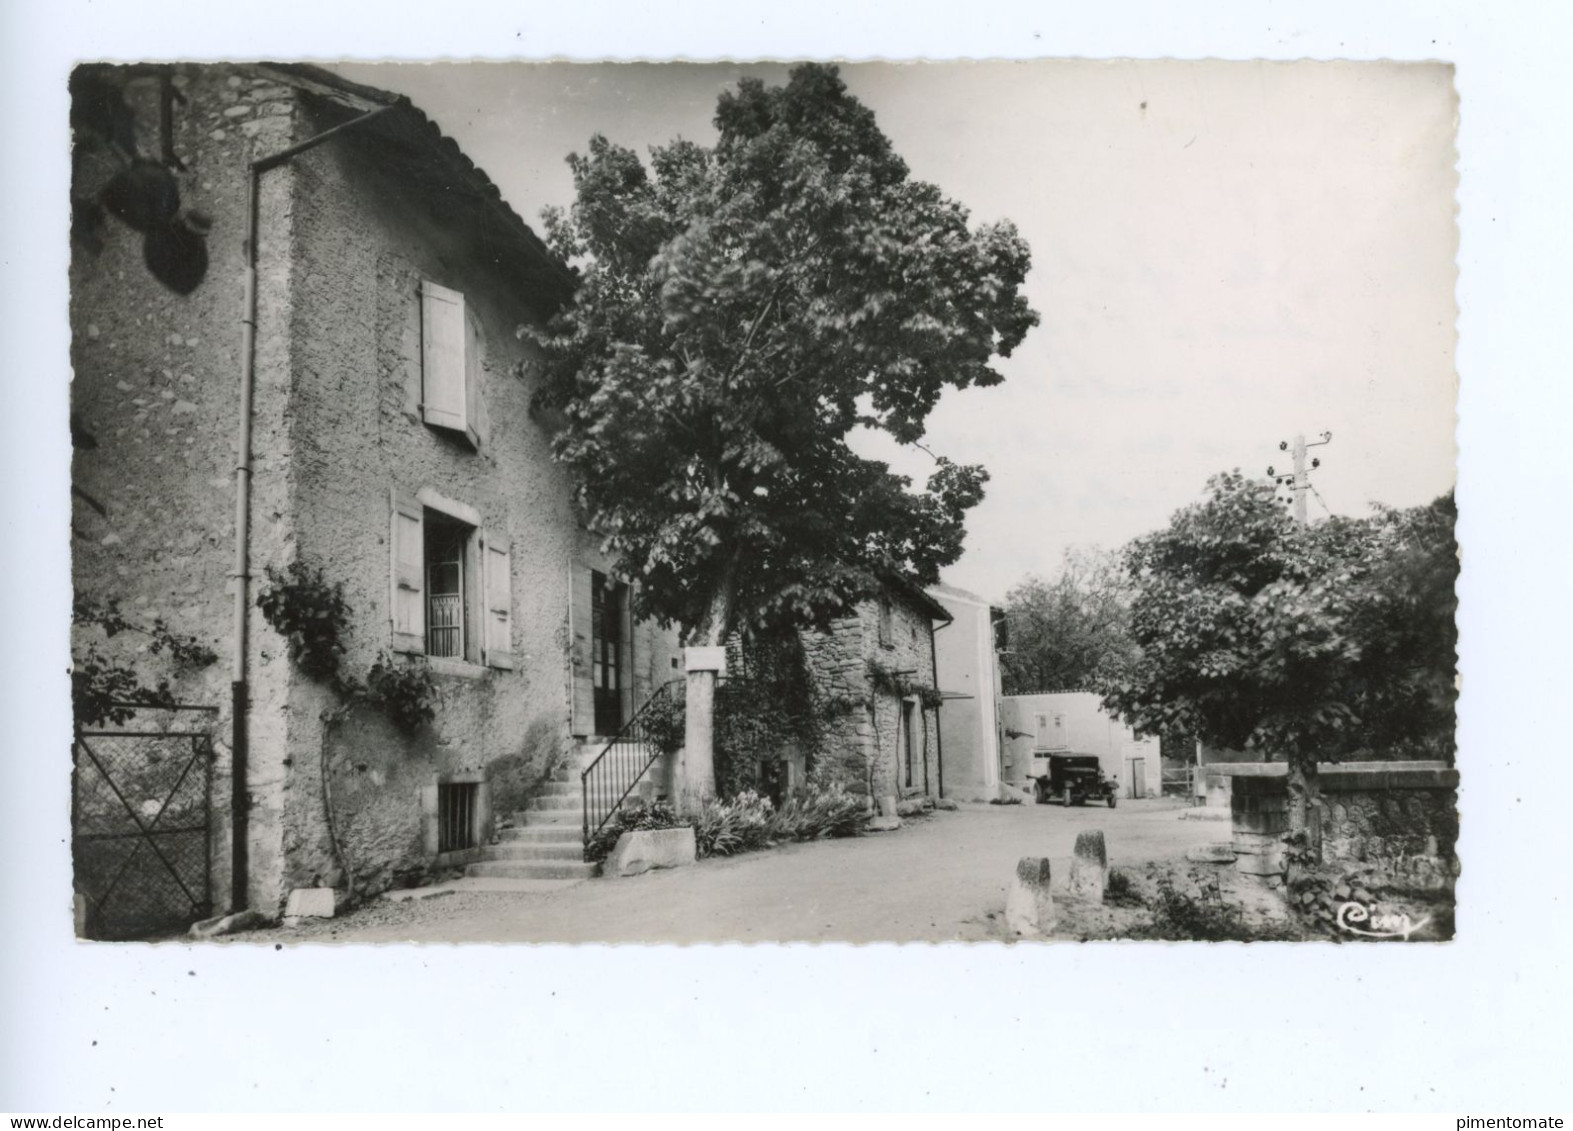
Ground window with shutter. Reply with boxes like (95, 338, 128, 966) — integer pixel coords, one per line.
(390, 488, 425, 654)
(482, 530, 514, 670)
(420, 280, 477, 443)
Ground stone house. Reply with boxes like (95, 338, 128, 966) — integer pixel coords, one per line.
(999, 690, 1162, 800)
(797, 578, 953, 804)
(927, 582, 1007, 802)
(69, 63, 682, 921)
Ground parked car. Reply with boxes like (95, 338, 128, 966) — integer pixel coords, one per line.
(1031, 753, 1119, 807)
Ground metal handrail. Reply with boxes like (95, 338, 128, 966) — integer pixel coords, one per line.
(580, 678, 684, 851)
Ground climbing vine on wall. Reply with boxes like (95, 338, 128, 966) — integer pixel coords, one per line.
(255, 561, 436, 734)
(71, 593, 219, 727)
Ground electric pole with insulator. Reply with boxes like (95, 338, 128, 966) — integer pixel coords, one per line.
(1267, 430, 1332, 525)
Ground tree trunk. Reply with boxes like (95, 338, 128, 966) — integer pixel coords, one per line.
(678, 553, 741, 814)
(1284, 752, 1323, 885)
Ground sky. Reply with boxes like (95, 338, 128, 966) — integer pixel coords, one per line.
(342, 60, 1461, 603)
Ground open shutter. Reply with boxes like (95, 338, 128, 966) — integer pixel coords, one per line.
(482, 530, 514, 670)
(569, 564, 595, 735)
(618, 581, 635, 723)
(390, 488, 425, 653)
(420, 281, 469, 433)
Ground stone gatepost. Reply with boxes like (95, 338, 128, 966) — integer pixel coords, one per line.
(1005, 856, 1056, 937)
(1231, 776, 1290, 878)
(1069, 830, 1108, 901)
(677, 646, 726, 814)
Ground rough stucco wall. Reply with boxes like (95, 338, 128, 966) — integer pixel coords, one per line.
(69, 65, 304, 914)
(931, 596, 995, 801)
(258, 99, 680, 900)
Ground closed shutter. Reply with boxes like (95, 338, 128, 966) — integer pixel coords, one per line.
(569, 564, 595, 735)
(482, 530, 514, 670)
(420, 280, 469, 433)
(390, 488, 425, 653)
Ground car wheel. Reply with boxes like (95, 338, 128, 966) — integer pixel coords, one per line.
(1034, 780, 1048, 805)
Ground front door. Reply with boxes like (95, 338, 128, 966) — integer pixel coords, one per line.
(591, 571, 625, 735)
(1130, 757, 1146, 799)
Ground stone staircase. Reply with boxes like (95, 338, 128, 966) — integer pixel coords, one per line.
(464, 740, 661, 883)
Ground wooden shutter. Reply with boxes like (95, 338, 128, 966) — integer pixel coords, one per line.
(569, 564, 595, 735)
(420, 281, 469, 433)
(618, 581, 635, 722)
(390, 488, 425, 653)
(482, 530, 514, 670)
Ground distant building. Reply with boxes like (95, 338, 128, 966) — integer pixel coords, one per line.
(927, 583, 1006, 801)
(1000, 691, 1161, 799)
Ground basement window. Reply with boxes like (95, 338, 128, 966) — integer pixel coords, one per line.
(437, 782, 480, 853)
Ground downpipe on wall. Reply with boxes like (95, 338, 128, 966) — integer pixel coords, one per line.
(229, 101, 398, 912)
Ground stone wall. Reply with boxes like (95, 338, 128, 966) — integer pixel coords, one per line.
(798, 590, 939, 802)
(1231, 765, 1460, 892)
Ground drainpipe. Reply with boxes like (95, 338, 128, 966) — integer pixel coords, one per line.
(929, 617, 950, 799)
(229, 102, 397, 911)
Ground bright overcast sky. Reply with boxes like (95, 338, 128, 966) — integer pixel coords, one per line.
(337, 60, 1459, 603)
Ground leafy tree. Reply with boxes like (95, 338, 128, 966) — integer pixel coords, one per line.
(999, 547, 1135, 695)
(1101, 471, 1457, 868)
(528, 65, 1037, 800)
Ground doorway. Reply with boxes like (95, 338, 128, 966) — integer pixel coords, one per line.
(591, 570, 627, 735)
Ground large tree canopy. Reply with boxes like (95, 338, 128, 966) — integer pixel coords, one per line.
(1101, 470, 1458, 851)
(1103, 471, 1458, 762)
(527, 64, 1037, 644)
(999, 548, 1135, 696)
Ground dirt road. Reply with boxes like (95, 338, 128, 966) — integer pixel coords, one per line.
(231, 798, 1226, 944)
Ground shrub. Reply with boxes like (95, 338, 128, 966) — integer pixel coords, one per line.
(769, 779, 865, 841)
(1129, 871, 1298, 941)
(694, 790, 776, 858)
(585, 799, 687, 864)
(1105, 868, 1144, 908)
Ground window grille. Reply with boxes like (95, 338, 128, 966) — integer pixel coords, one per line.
(437, 782, 479, 853)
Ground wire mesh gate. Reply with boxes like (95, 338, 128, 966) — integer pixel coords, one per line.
(72, 704, 217, 940)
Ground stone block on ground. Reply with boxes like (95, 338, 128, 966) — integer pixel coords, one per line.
(284, 887, 337, 920)
(866, 814, 902, 832)
(603, 826, 696, 878)
(1069, 830, 1108, 901)
(1005, 856, 1056, 937)
(933, 797, 959, 811)
(1187, 843, 1238, 864)
(188, 908, 269, 940)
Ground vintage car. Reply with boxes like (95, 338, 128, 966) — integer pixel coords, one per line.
(1031, 752, 1119, 808)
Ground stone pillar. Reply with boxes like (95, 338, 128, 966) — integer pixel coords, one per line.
(1069, 830, 1108, 901)
(678, 646, 725, 814)
(1231, 776, 1289, 879)
(1005, 857, 1056, 937)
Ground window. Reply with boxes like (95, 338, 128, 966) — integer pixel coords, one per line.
(390, 487, 513, 669)
(420, 280, 482, 446)
(437, 782, 480, 853)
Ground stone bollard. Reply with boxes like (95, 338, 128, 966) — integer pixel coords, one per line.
(1005, 856, 1056, 937)
(1069, 830, 1108, 901)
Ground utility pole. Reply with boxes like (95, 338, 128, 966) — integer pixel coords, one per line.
(1268, 431, 1332, 525)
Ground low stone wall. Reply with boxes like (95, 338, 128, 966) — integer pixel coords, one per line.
(1231, 764, 1460, 891)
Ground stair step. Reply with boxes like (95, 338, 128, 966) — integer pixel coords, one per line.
(467, 859, 599, 881)
(497, 826, 582, 844)
(483, 842, 585, 862)
(520, 810, 580, 826)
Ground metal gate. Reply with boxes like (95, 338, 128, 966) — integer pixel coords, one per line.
(72, 704, 217, 940)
